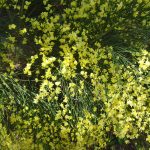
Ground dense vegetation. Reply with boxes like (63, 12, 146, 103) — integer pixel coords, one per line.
(0, 0, 150, 149)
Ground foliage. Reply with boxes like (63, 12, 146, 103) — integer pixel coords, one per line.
(0, 0, 150, 149)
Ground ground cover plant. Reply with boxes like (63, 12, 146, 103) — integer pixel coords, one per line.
(0, 0, 150, 149)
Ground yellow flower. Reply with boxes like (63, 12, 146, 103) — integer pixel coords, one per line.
(8, 24, 16, 30)
(146, 135, 150, 142)
(20, 28, 27, 35)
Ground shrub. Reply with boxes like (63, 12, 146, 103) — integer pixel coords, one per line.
(0, 0, 150, 149)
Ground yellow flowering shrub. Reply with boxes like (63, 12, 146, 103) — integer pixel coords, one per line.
(0, 0, 150, 149)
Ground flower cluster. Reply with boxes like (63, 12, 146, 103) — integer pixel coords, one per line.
(0, 0, 150, 149)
